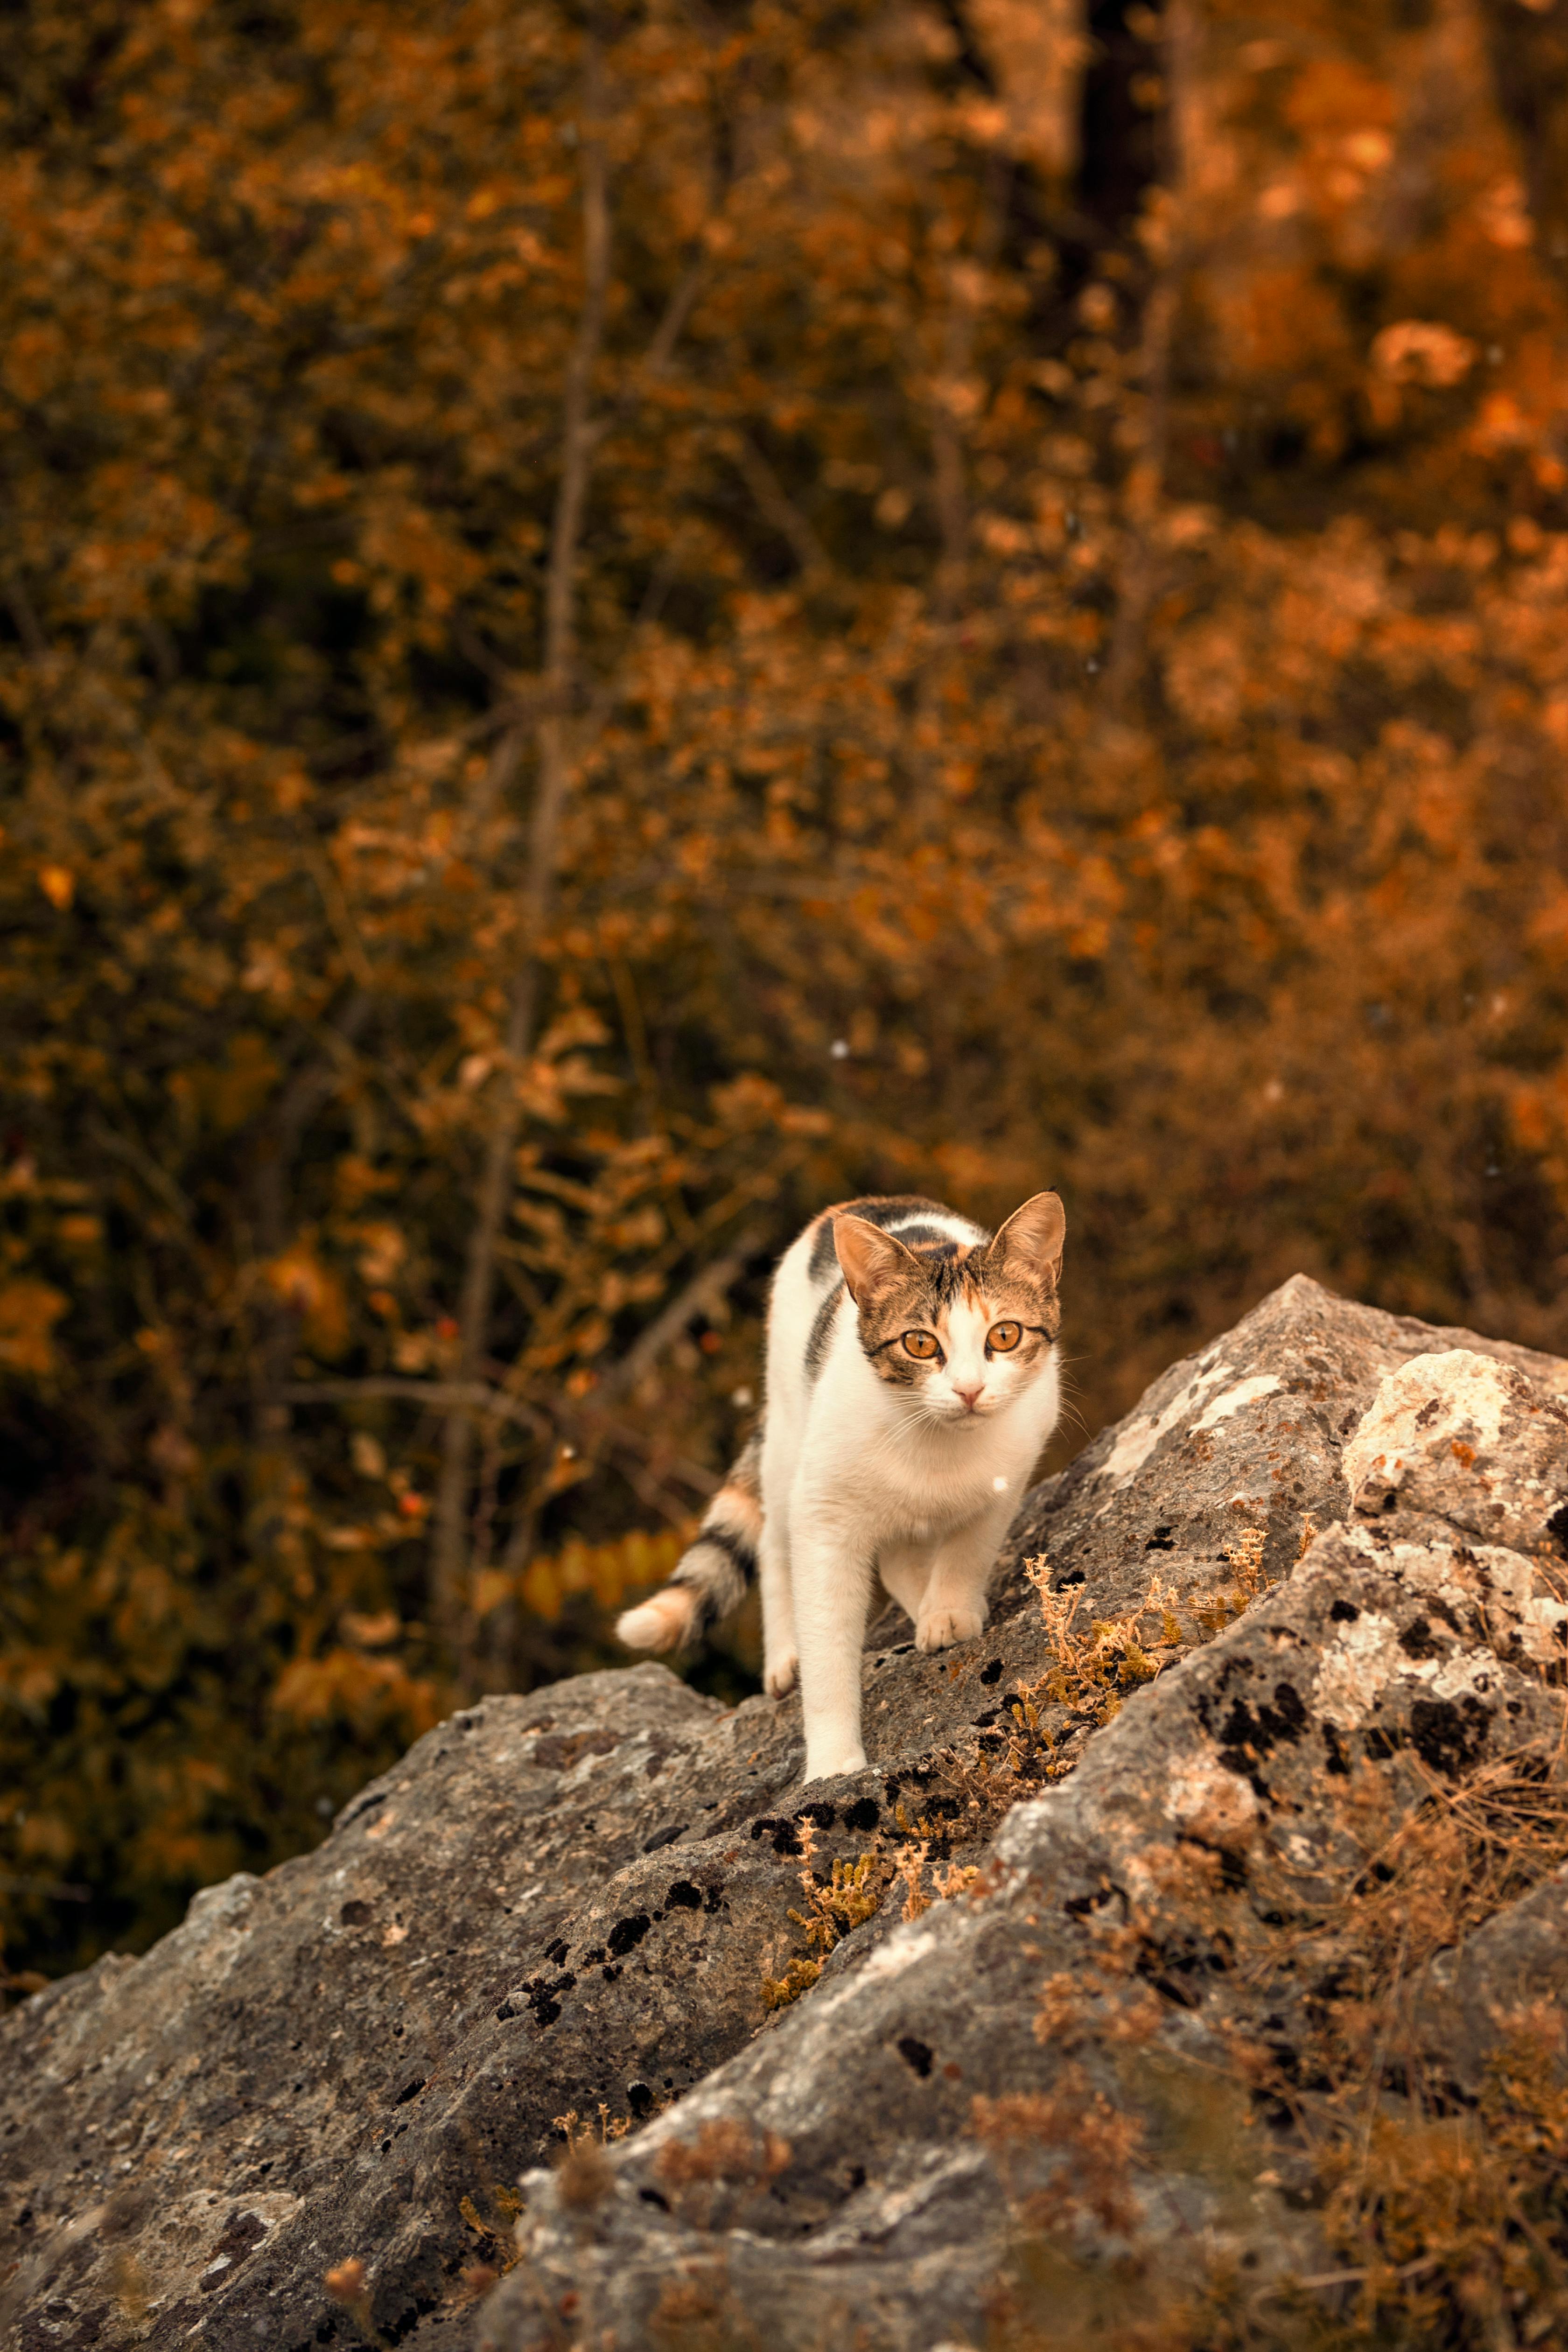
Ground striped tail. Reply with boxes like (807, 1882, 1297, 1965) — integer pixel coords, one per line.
(616, 1429, 761, 1654)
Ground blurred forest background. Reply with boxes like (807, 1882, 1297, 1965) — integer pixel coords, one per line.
(4, 0, 1568, 1985)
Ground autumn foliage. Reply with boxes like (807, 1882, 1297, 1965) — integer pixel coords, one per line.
(2, 0, 1567, 1979)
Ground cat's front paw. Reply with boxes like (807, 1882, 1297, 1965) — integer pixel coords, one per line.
(763, 1650, 798, 1700)
(803, 1745, 868, 1784)
(915, 1606, 985, 1653)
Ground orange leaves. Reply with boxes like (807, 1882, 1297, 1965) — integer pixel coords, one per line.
(259, 1246, 350, 1358)
(0, 1281, 67, 1380)
(270, 1647, 440, 1737)
(511, 1526, 687, 1625)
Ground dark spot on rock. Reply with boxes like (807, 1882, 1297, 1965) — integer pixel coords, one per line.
(770, 1821, 803, 1857)
(642, 1823, 686, 1853)
(1145, 1525, 1176, 1552)
(1218, 1681, 1307, 1757)
(533, 2002, 561, 2025)
(847, 2163, 866, 2191)
(495, 2002, 516, 2022)
(544, 1938, 569, 1966)
(979, 1659, 1004, 1686)
(845, 1796, 881, 1832)
(582, 1945, 606, 1964)
(607, 1914, 651, 1956)
(1409, 1695, 1490, 1776)
(1400, 1617, 1448, 1660)
(639, 2186, 670, 2211)
(627, 2081, 655, 2118)
(799, 1801, 837, 1829)
(393, 2077, 426, 2106)
(601, 1964, 622, 1982)
(1547, 1502, 1568, 1553)
(896, 2036, 933, 2078)
(1329, 1599, 1359, 1624)
(1339, 1410, 1357, 1435)
(1414, 1398, 1442, 1429)
(665, 1881, 702, 1910)
(339, 1900, 372, 1927)
(1322, 1722, 1351, 1777)
(200, 2211, 266, 2286)
(1056, 1568, 1085, 1589)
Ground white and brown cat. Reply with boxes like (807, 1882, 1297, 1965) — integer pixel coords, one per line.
(617, 1190, 1064, 1783)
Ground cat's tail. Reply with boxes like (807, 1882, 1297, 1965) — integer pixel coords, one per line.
(616, 1428, 762, 1653)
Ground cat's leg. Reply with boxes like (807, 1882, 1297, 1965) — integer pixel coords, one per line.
(874, 1540, 930, 1631)
(758, 1409, 799, 1699)
(913, 1507, 1009, 1654)
(758, 1514, 798, 1699)
(791, 1509, 875, 1782)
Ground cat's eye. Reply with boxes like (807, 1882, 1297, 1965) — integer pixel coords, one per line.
(988, 1322, 1023, 1353)
(902, 1330, 938, 1360)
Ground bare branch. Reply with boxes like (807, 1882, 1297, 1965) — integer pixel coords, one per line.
(728, 434, 830, 577)
(430, 44, 613, 1657)
(284, 1377, 550, 1438)
(597, 1233, 759, 1402)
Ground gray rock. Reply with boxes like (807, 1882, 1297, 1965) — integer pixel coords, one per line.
(4, 1276, 1566, 2352)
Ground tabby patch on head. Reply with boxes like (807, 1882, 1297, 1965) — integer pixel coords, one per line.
(833, 1192, 1064, 1421)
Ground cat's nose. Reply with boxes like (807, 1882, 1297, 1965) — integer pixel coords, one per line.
(954, 1382, 984, 1413)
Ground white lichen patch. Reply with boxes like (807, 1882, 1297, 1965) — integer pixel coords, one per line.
(1093, 1356, 1234, 1486)
(1162, 1756, 1260, 1853)
(1418, 1648, 1498, 1702)
(1342, 1350, 1516, 1501)
(1469, 1543, 1568, 1666)
(1312, 1610, 1405, 1728)
(1191, 1373, 1284, 1434)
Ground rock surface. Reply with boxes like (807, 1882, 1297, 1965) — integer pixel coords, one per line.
(4, 1276, 1567, 2351)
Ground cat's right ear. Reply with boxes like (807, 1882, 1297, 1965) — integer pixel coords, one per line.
(833, 1215, 915, 1303)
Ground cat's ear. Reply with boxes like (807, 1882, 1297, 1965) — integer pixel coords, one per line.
(987, 1191, 1065, 1287)
(833, 1215, 916, 1303)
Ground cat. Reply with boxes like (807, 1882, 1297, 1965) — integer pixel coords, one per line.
(617, 1190, 1064, 1783)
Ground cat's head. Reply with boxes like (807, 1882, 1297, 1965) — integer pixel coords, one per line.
(832, 1193, 1064, 1423)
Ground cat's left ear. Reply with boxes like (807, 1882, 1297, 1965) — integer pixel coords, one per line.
(987, 1191, 1065, 1287)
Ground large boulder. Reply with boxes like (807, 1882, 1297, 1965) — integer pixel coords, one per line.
(4, 1276, 1566, 2351)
